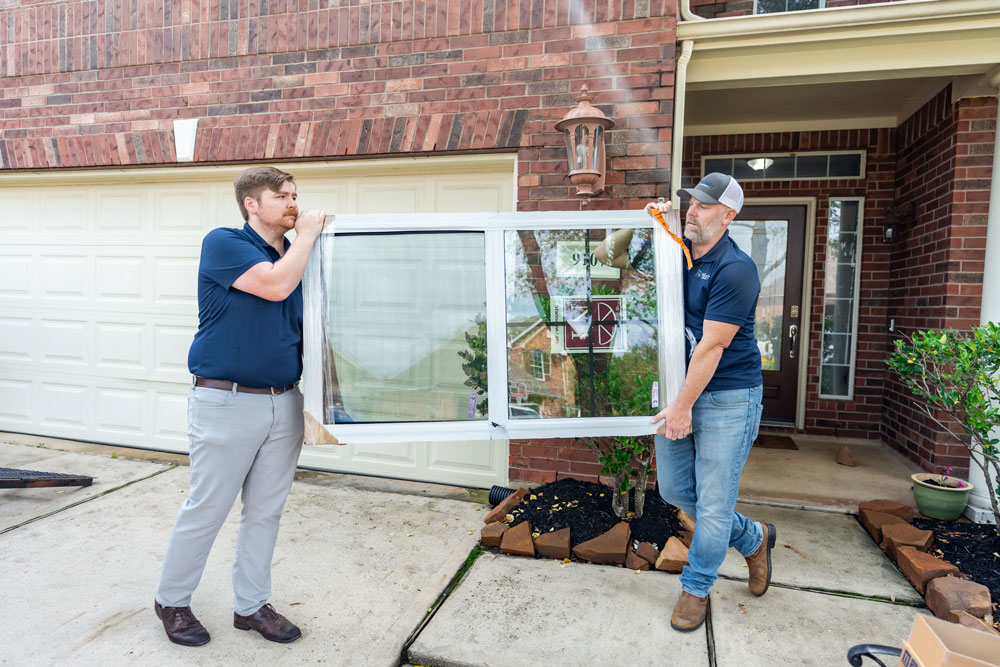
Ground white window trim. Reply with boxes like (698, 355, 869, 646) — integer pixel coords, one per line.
(302, 211, 686, 444)
(817, 196, 864, 401)
(753, 0, 825, 15)
(701, 150, 866, 182)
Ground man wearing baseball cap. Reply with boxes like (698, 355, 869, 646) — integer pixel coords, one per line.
(647, 173, 774, 632)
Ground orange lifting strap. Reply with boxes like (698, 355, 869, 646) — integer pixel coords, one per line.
(648, 207, 693, 270)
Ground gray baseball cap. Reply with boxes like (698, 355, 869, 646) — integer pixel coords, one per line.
(678, 172, 744, 213)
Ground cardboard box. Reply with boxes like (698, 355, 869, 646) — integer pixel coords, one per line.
(898, 615, 1000, 666)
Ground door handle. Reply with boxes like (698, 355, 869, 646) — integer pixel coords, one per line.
(788, 324, 798, 359)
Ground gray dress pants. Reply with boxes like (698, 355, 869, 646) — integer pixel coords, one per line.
(155, 385, 304, 616)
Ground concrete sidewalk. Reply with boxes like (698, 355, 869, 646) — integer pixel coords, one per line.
(0, 438, 928, 666)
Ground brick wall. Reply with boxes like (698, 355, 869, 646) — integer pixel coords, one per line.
(0, 0, 677, 211)
(689, 0, 908, 19)
(683, 129, 895, 440)
(0, 0, 681, 488)
(882, 88, 997, 475)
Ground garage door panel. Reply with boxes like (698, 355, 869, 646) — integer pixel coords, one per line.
(96, 257, 146, 302)
(40, 319, 90, 366)
(0, 254, 34, 297)
(0, 379, 32, 424)
(153, 257, 199, 305)
(39, 381, 89, 430)
(95, 322, 146, 371)
(95, 189, 146, 233)
(40, 255, 90, 301)
(155, 185, 216, 234)
(95, 387, 147, 436)
(0, 318, 33, 361)
(2, 156, 515, 486)
(41, 190, 91, 233)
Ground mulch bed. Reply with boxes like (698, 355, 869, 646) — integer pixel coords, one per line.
(912, 517, 1000, 605)
(506, 478, 683, 550)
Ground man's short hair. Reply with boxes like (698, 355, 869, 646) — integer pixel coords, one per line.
(234, 166, 295, 221)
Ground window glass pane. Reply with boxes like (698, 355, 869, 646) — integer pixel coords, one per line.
(819, 199, 861, 398)
(704, 158, 733, 175)
(733, 158, 758, 180)
(789, 0, 821, 10)
(323, 232, 488, 422)
(756, 0, 788, 13)
(764, 156, 795, 179)
(829, 153, 862, 178)
(505, 228, 658, 419)
(729, 219, 788, 372)
(820, 365, 850, 397)
(795, 154, 828, 178)
(573, 125, 590, 170)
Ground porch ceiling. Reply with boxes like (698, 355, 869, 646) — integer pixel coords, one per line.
(679, 0, 1000, 136)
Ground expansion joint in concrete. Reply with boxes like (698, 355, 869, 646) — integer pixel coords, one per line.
(0, 465, 177, 536)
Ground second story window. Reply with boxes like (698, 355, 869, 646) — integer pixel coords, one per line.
(755, 0, 824, 13)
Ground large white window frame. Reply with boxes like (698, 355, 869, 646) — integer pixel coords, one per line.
(302, 211, 686, 445)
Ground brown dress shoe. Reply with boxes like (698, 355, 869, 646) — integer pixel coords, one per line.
(670, 591, 708, 632)
(745, 522, 777, 597)
(234, 603, 302, 643)
(154, 601, 211, 647)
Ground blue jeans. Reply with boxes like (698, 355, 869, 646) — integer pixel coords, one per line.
(655, 385, 764, 598)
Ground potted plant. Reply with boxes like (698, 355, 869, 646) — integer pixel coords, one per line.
(910, 466, 974, 520)
(887, 322, 1000, 525)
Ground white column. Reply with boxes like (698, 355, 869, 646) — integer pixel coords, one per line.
(965, 75, 1000, 523)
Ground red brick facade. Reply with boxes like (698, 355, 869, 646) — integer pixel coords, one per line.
(0, 0, 677, 212)
(882, 88, 997, 475)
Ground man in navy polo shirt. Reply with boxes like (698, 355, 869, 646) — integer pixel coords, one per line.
(154, 166, 327, 647)
(648, 173, 775, 632)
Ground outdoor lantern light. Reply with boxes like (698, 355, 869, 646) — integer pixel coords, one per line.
(555, 85, 615, 197)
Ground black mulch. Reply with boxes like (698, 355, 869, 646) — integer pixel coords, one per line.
(912, 517, 1000, 605)
(506, 478, 683, 551)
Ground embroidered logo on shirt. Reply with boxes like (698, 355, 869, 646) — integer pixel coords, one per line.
(695, 269, 710, 281)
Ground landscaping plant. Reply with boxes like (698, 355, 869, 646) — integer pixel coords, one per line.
(887, 322, 1000, 526)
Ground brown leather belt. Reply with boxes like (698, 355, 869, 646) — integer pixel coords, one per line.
(193, 377, 297, 396)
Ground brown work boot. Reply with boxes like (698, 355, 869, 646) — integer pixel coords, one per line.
(745, 522, 777, 596)
(154, 601, 211, 647)
(234, 603, 302, 643)
(670, 591, 708, 632)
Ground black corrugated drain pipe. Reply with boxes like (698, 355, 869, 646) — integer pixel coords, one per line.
(488, 485, 515, 506)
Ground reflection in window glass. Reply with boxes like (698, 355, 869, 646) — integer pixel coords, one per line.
(729, 220, 788, 372)
(820, 200, 862, 398)
(756, 0, 822, 13)
(829, 153, 862, 177)
(322, 232, 488, 423)
(505, 228, 658, 419)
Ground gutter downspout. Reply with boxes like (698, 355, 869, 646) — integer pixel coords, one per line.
(965, 68, 1000, 524)
(671, 40, 694, 219)
(680, 0, 705, 22)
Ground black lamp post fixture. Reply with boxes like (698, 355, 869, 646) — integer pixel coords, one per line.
(555, 85, 615, 197)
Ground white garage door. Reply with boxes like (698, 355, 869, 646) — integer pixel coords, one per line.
(0, 155, 514, 487)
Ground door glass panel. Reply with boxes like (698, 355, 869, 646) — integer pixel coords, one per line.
(504, 228, 658, 419)
(729, 220, 788, 372)
(322, 232, 488, 423)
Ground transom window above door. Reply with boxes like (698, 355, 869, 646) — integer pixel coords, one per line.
(703, 151, 864, 181)
(755, 0, 824, 14)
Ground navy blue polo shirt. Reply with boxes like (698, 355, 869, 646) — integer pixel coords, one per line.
(187, 223, 304, 388)
(683, 230, 762, 391)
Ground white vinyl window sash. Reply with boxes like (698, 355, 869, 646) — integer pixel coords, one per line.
(302, 211, 686, 444)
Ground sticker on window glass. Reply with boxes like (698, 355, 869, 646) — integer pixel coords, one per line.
(468, 392, 478, 419)
(550, 295, 626, 354)
(651, 381, 659, 408)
